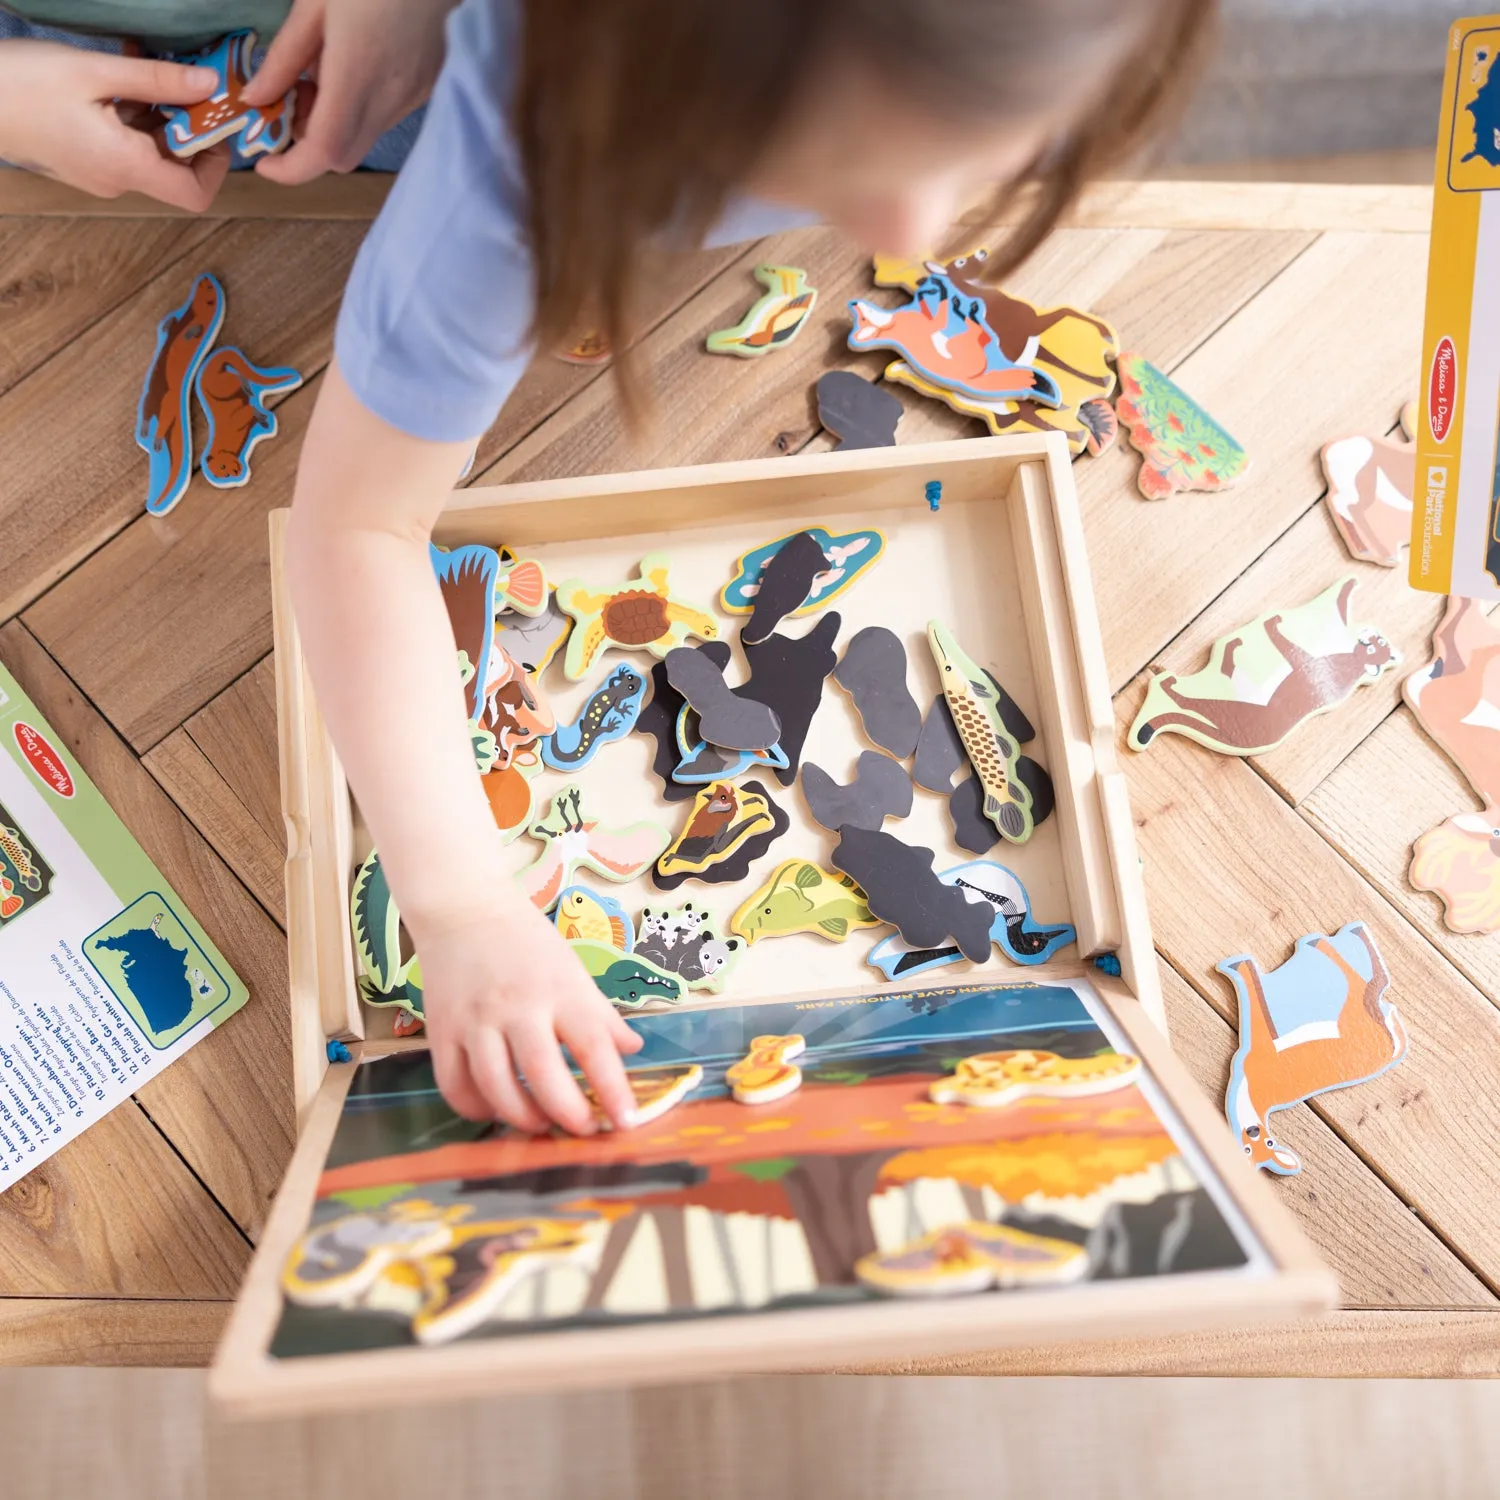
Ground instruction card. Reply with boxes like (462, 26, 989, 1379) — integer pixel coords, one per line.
(0, 658, 247, 1189)
(1413, 13, 1500, 599)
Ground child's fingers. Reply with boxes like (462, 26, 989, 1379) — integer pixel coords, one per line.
(91, 54, 218, 105)
(242, 1, 322, 107)
(560, 1012, 639, 1132)
(430, 1037, 492, 1122)
(113, 130, 225, 211)
(510, 1023, 597, 1136)
(465, 1027, 550, 1135)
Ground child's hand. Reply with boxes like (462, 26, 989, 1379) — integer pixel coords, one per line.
(0, 41, 230, 210)
(418, 898, 645, 1136)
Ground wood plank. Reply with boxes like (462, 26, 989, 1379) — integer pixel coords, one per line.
(24, 375, 321, 751)
(1157, 963, 1491, 1308)
(0, 1090, 247, 1297)
(1, 219, 362, 624)
(1116, 678, 1500, 1285)
(1078, 230, 1429, 693)
(1302, 706, 1500, 1005)
(0, 1300, 225, 1366)
(0, 624, 296, 1241)
(852, 1310, 1500, 1377)
(0, 218, 218, 397)
(0, 171, 394, 218)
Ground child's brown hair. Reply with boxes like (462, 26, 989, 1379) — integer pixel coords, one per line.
(517, 0, 1212, 386)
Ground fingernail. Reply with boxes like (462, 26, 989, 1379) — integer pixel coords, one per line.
(188, 66, 217, 83)
(618, 1108, 640, 1130)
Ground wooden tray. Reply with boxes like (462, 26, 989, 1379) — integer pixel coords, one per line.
(214, 436, 1334, 1416)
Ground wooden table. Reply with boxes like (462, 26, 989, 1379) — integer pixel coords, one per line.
(0, 178, 1493, 1375)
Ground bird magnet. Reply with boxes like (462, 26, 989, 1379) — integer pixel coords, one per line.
(555, 554, 718, 681)
(158, 31, 294, 159)
(654, 779, 789, 890)
(720, 528, 884, 618)
(195, 346, 302, 489)
(730, 858, 881, 945)
(541, 662, 649, 772)
(1127, 577, 1398, 757)
(706, 264, 817, 357)
(1115, 352, 1250, 499)
(137, 271, 225, 517)
(520, 786, 670, 911)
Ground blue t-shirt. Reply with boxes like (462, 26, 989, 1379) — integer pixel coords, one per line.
(335, 0, 812, 444)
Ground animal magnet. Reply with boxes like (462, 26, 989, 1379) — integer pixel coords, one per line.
(730, 858, 881, 944)
(726, 1034, 806, 1104)
(494, 594, 572, 675)
(195, 347, 301, 488)
(586, 1065, 703, 1129)
(553, 885, 634, 950)
(1127, 577, 1399, 756)
(1077, 396, 1119, 457)
(831, 826, 994, 963)
(521, 787, 670, 911)
(655, 779, 788, 890)
(800, 750, 913, 832)
(433, 543, 501, 722)
(928, 623, 1035, 842)
(555, 330, 611, 366)
(281, 1203, 459, 1308)
(634, 903, 744, 992)
(740, 615, 843, 785)
(1320, 428, 1416, 567)
(637, 653, 720, 803)
(479, 646, 555, 769)
(833, 626, 923, 758)
(865, 859, 1076, 978)
(571, 940, 685, 1009)
(482, 755, 544, 845)
(741, 530, 830, 646)
(929, 1048, 1140, 1109)
(556, 554, 718, 681)
(541, 663, 648, 771)
(706, 265, 818, 357)
(1115, 352, 1250, 499)
(721, 528, 885, 617)
(491, 550, 550, 617)
(854, 1221, 1089, 1296)
(350, 851, 422, 1017)
(1404, 596, 1500, 934)
(137, 272, 225, 517)
(673, 705, 789, 784)
(1219, 923, 1405, 1175)
(665, 647, 782, 751)
(158, 31, 295, 159)
(815, 369, 902, 450)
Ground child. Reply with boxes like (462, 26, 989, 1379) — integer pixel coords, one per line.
(0, 0, 451, 204)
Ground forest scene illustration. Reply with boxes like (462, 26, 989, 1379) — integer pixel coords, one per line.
(272, 983, 1255, 1357)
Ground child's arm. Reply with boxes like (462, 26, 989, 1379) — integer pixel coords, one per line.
(0, 41, 229, 209)
(287, 362, 643, 1135)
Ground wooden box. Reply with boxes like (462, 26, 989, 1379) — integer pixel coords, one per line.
(213, 437, 1335, 1417)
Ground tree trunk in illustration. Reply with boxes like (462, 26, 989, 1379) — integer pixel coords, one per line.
(779, 1151, 896, 1284)
(653, 1205, 694, 1308)
(581, 1213, 642, 1311)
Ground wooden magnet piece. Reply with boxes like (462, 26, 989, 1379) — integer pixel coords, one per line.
(159, 31, 294, 159)
(633, 902, 744, 992)
(665, 647, 782, 751)
(637, 652, 725, 803)
(494, 594, 572, 675)
(1115, 352, 1250, 499)
(137, 271, 225, 517)
(1320, 428, 1416, 567)
(1078, 397, 1119, 457)
(854, 1221, 1088, 1296)
(831, 826, 994, 962)
(706, 265, 817, 357)
(673, 704, 789, 784)
(571, 940, 685, 1008)
(494, 552, 550, 616)
(928, 1048, 1140, 1108)
(195, 347, 301, 489)
(587, 1065, 703, 1130)
(556, 553, 718, 681)
(350, 850, 422, 1014)
(481, 755, 544, 846)
(521, 786, 670, 911)
(1219, 922, 1405, 1175)
(833, 626, 922, 758)
(541, 662, 649, 771)
(800, 749, 913, 832)
(1128, 576, 1398, 757)
(721, 528, 884, 617)
(741, 530, 830, 646)
(552, 885, 634, 950)
(432, 542, 501, 722)
(730, 858, 881, 944)
(928, 622, 1035, 843)
(739, 614, 842, 784)
(654, 779, 788, 890)
(912, 695, 965, 792)
(726, 1034, 806, 1104)
(1403, 596, 1500, 933)
(281, 1205, 457, 1308)
(555, 330, 611, 366)
(815, 370, 902, 451)
(479, 645, 556, 769)
(865, 858, 1075, 979)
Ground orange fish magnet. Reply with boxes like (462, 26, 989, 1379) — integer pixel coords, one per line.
(195, 347, 301, 489)
(137, 272, 225, 517)
(1219, 923, 1405, 1176)
(159, 31, 294, 159)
